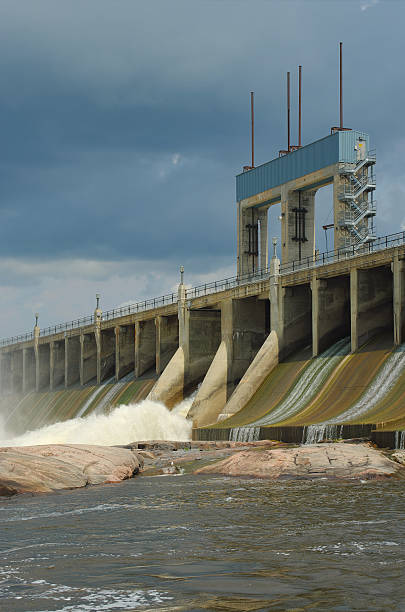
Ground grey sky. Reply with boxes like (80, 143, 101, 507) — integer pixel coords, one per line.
(0, 0, 402, 337)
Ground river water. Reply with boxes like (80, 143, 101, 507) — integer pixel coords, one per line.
(1, 474, 405, 611)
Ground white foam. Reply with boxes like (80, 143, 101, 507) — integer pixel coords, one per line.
(0, 398, 193, 447)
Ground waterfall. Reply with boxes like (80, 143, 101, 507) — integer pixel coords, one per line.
(252, 338, 350, 427)
(75, 376, 116, 418)
(304, 424, 343, 445)
(229, 426, 260, 442)
(395, 431, 405, 450)
(318, 342, 405, 426)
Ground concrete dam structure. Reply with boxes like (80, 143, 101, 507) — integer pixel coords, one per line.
(1, 128, 405, 446)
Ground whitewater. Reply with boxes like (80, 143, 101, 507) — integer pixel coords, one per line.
(0, 396, 193, 447)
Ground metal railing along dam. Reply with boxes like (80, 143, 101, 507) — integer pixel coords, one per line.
(1, 230, 404, 349)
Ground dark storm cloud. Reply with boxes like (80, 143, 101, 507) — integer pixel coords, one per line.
(0, 0, 402, 266)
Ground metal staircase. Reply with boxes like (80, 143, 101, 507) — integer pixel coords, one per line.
(338, 150, 376, 252)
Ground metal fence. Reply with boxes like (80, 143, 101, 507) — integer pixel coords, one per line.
(1, 230, 404, 348)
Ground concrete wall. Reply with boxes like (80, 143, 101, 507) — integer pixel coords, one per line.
(312, 274, 350, 356)
(189, 296, 269, 427)
(0, 353, 12, 394)
(81, 332, 97, 385)
(100, 328, 115, 382)
(23, 347, 36, 392)
(65, 336, 80, 387)
(156, 315, 178, 376)
(280, 284, 312, 359)
(393, 254, 405, 345)
(11, 350, 23, 393)
(50, 340, 65, 390)
(351, 265, 393, 351)
(186, 309, 221, 394)
(135, 319, 156, 377)
(115, 324, 135, 380)
(36, 343, 50, 391)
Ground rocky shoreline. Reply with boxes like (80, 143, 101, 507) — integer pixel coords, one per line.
(0, 440, 403, 496)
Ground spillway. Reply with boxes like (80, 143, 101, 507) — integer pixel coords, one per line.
(197, 332, 405, 444)
(0, 373, 155, 437)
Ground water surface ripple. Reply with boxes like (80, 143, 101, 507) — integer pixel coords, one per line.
(1, 475, 405, 611)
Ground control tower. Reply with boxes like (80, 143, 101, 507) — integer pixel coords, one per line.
(236, 130, 376, 277)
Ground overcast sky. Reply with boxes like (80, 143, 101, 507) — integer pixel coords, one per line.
(0, 0, 402, 337)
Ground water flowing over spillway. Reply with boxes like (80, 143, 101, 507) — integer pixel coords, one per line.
(0, 374, 155, 438)
(0, 398, 193, 447)
(204, 332, 405, 442)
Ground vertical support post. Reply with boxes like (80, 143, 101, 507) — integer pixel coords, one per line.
(49, 341, 55, 391)
(22, 348, 28, 393)
(250, 91, 255, 168)
(298, 65, 302, 147)
(80, 333, 84, 386)
(350, 267, 359, 352)
(155, 316, 162, 376)
(115, 326, 120, 382)
(34, 323, 40, 392)
(259, 208, 269, 271)
(135, 321, 141, 378)
(64, 336, 69, 388)
(393, 251, 404, 345)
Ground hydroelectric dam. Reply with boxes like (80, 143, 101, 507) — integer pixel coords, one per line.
(1, 128, 405, 447)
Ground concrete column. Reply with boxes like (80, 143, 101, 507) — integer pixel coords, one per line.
(115, 327, 120, 382)
(50, 341, 54, 391)
(34, 325, 40, 392)
(65, 335, 81, 388)
(237, 204, 259, 276)
(393, 251, 405, 345)
(155, 314, 179, 376)
(135, 319, 156, 378)
(351, 265, 393, 352)
(333, 173, 345, 252)
(258, 208, 269, 271)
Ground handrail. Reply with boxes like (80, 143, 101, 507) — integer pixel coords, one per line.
(1, 230, 405, 348)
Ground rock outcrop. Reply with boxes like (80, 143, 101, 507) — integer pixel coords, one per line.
(0, 444, 142, 496)
(195, 443, 401, 480)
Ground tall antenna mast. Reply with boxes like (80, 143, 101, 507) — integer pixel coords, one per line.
(287, 71, 291, 151)
(298, 65, 302, 147)
(251, 91, 255, 168)
(339, 42, 343, 129)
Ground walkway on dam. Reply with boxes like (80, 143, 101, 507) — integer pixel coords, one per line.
(1, 230, 404, 348)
